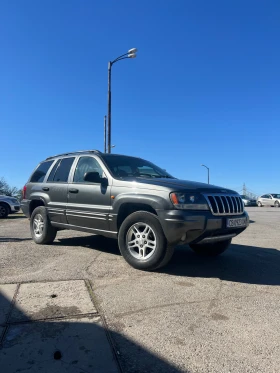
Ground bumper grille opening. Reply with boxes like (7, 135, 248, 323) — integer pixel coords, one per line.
(203, 194, 244, 216)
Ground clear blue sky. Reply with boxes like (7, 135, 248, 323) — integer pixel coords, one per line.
(1, 0, 279, 196)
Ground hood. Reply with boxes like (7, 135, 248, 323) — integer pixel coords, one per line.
(120, 177, 237, 194)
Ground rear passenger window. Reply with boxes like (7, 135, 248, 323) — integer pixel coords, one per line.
(30, 160, 54, 183)
(48, 157, 75, 183)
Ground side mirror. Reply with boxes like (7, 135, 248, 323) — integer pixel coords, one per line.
(84, 172, 101, 183)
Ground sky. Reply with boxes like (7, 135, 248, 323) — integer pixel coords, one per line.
(1, 0, 280, 196)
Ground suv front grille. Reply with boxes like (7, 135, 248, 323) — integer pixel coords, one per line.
(203, 194, 244, 216)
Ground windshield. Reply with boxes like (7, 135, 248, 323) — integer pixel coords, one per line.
(271, 194, 280, 198)
(101, 155, 175, 179)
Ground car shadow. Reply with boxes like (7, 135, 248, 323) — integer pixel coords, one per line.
(159, 243, 280, 286)
(4, 214, 26, 220)
(55, 235, 121, 256)
(0, 287, 183, 373)
(0, 237, 32, 242)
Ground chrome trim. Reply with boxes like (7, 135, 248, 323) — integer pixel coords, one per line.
(66, 213, 106, 221)
(219, 196, 225, 213)
(203, 194, 244, 216)
(51, 221, 117, 234)
(66, 209, 106, 217)
(197, 233, 236, 244)
(223, 196, 230, 212)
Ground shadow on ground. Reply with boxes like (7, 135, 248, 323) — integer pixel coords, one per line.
(0, 237, 32, 242)
(160, 243, 280, 286)
(54, 235, 280, 287)
(55, 235, 121, 256)
(0, 290, 183, 373)
(3, 214, 26, 220)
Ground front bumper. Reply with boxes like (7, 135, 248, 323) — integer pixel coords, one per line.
(156, 209, 249, 245)
(10, 204, 20, 213)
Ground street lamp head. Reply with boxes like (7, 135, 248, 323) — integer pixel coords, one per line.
(128, 53, 137, 58)
(128, 48, 137, 54)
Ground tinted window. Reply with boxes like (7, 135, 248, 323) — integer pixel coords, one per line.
(48, 157, 75, 183)
(73, 157, 104, 183)
(30, 160, 54, 183)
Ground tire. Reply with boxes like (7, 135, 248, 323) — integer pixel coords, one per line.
(0, 203, 9, 218)
(257, 201, 262, 207)
(118, 211, 173, 270)
(30, 206, 57, 244)
(274, 201, 280, 208)
(189, 238, 232, 257)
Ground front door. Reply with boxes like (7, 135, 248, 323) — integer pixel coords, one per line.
(66, 156, 111, 233)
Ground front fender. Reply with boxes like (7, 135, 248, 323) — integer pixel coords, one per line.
(112, 192, 172, 213)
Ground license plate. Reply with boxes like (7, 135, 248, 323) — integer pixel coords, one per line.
(227, 217, 247, 228)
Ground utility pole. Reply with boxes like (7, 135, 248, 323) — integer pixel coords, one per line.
(104, 115, 107, 153)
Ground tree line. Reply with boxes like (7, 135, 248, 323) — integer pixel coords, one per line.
(0, 178, 22, 200)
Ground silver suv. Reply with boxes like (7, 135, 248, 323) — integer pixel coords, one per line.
(0, 195, 21, 218)
(257, 194, 280, 207)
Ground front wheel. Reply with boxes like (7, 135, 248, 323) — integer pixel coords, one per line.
(118, 211, 174, 270)
(30, 206, 57, 244)
(189, 239, 232, 256)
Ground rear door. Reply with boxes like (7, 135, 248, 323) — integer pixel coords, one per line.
(44, 157, 75, 223)
(66, 156, 112, 232)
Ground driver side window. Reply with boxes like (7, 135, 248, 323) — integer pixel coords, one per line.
(73, 157, 104, 183)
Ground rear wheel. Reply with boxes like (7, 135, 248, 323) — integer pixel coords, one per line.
(257, 201, 262, 207)
(274, 201, 279, 208)
(30, 206, 57, 244)
(118, 211, 174, 270)
(189, 239, 232, 256)
(0, 203, 9, 218)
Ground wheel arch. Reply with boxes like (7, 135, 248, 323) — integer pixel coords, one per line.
(29, 199, 45, 216)
(117, 203, 158, 230)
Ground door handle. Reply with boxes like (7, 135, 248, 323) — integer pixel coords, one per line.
(69, 188, 79, 193)
(42, 187, 49, 191)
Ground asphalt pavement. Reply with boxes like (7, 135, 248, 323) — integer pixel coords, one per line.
(0, 207, 279, 373)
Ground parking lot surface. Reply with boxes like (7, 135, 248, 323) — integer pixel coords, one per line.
(0, 207, 280, 373)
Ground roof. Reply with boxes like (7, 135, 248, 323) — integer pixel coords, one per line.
(45, 150, 102, 160)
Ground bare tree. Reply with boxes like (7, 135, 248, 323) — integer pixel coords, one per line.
(0, 177, 21, 199)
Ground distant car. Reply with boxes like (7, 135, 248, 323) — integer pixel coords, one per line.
(0, 195, 21, 218)
(257, 194, 280, 207)
(240, 195, 257, 206)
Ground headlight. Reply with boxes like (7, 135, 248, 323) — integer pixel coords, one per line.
(170, 192, 209, 210)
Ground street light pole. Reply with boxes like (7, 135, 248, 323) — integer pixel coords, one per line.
(201, 164, 210, 184)
(107, 48, 137, 154)
(104, 115, 107, 153)
(107, 62, 112, 153)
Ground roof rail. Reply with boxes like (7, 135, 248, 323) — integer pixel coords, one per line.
(45, 150, 102, 160)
